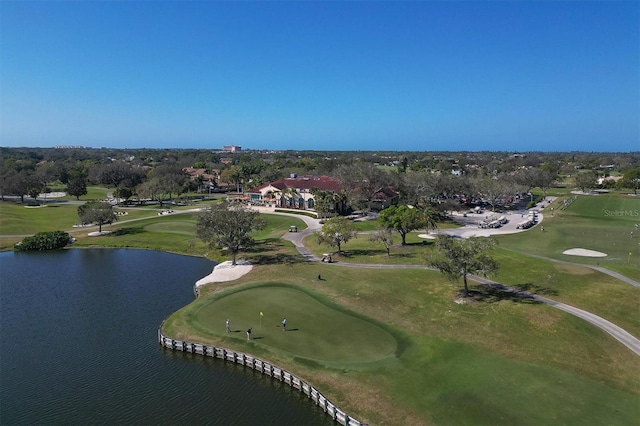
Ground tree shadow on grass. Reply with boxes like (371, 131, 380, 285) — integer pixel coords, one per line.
(468, 284, 542, 305)
(245, 239, 306, 265)
(249, 252, 306, 265)
(513, 282, 559, 297)
(109, 227, 144, 236)
(339, 249, 421, 260)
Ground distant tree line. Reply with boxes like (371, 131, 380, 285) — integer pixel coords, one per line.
(1, 147, 638, 208)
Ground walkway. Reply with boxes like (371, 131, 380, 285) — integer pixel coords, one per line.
(262, 208, 640, 357)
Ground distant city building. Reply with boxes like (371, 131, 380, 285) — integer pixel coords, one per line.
(222, 145, 241, 153)
(54, 145, 84, 149)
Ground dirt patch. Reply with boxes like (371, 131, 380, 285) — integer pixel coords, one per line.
(554, 263, 594, 276)
(525, 308, 561, 328)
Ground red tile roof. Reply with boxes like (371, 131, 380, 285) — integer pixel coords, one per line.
(250, 175, 342, 193)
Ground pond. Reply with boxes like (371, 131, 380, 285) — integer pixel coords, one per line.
(0, 249, 332, 425)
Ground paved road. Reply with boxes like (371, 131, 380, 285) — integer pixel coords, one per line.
(263, 207, 640, 357)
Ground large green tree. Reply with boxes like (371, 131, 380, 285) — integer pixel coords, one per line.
(379, 205, 436, 245)
(619, 168, 640, 195)
(314, 216, 357, 254)
(428, 236, 499, 297)
(574, 171, 597, 193)
(196, 202, 267, 265)
(66, 169, 88, 200)
(77, 201, 117, 232)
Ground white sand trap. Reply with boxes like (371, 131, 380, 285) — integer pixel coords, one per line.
(88, 231, 113, 236)
(195, 260, 253, 287)
(38, 191, 66, 198)
(563, 248, 607, 258)
(417, 233, 437, 239)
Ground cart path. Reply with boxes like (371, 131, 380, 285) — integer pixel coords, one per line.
(272, 209, 640, 356)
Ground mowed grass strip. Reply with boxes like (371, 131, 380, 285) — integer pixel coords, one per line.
(497, 195, 640, 280)
(174, 285, 397, 363)
(0, 203, 80, 235)
(165, 264, 640, 425)
(493, 247, 640, 338)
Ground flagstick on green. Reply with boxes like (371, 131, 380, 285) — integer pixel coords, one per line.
(259, 311, 263, 328)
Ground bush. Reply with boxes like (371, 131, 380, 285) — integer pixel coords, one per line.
(15, 231, 72, 251)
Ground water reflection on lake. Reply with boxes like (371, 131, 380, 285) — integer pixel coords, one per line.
(0, 249, 332, 425)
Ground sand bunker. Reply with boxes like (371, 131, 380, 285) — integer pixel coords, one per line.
(88, 231, 113, 236)
(195, 260, 253, 287)
(417, 233, 437, 239)
(562, 248, 607, 258)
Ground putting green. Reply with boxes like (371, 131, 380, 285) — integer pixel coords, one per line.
(194, 285, 398, 363)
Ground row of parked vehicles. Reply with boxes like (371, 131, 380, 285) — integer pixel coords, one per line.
(516, 210, 538, 229)
(479, 214, 509, 229)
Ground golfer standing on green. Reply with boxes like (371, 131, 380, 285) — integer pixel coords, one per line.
(226, 319, 230, 333)
(282, 318, 287, 331)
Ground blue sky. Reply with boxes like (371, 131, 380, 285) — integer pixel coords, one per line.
(1, 1, 638, 152)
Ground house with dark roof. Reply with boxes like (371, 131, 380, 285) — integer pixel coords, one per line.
(370, 186, 400, 210)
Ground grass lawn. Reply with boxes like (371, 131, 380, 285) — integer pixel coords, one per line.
(167, 285, 397, 363)
(0, 202, 81, 235)
(497, 195, 640, 280)
(71, 211, 309, 262)
(3, 194, 639, 424)
(165, 264, 640, 425)
(304, 229, 433, 265)
(493, 247, 640, 338)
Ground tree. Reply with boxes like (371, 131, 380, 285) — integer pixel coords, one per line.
(311, 189, 336, 217)
(398, 157, 409, 173)
(66, 170, 88, 200)
(473, 175, 519, 211)
(335, 162, 387, 212)
(619, 168, 640, 195)
(428, 236, 499, 297)
(532, 168, 557, 199)
(369, 227, 395, 256)
(379, 205, 435, 245)
(574, 171, 597, 193)
(149, 161, 189, 201)
(196, 202, 266, 265)
(314, 216, 357, 254)
(88, 161, 144, 188)
(136, 178, 164, 205)
(77, 201, 117, 232)
(220, 165, 243, 193)
(0, 169, 33, 203)
(113, 186, 134, 204)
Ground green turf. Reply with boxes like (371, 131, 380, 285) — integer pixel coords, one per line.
(497, 195, 640, 280)
(493, 247, 640, 338)
(0, 203, 80, 234)
(304, 229, 433, 265)
(165, 264, 640, 425)
(176, 285, 397, 363)
(2, 192, 640, 424)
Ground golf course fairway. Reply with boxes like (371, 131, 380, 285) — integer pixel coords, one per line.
(176, 285, 398, 363)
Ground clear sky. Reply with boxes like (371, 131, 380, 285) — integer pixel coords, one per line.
(1, 0, 638, 152)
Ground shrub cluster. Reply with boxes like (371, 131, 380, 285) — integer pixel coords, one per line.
(15, 231, 72, 251)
